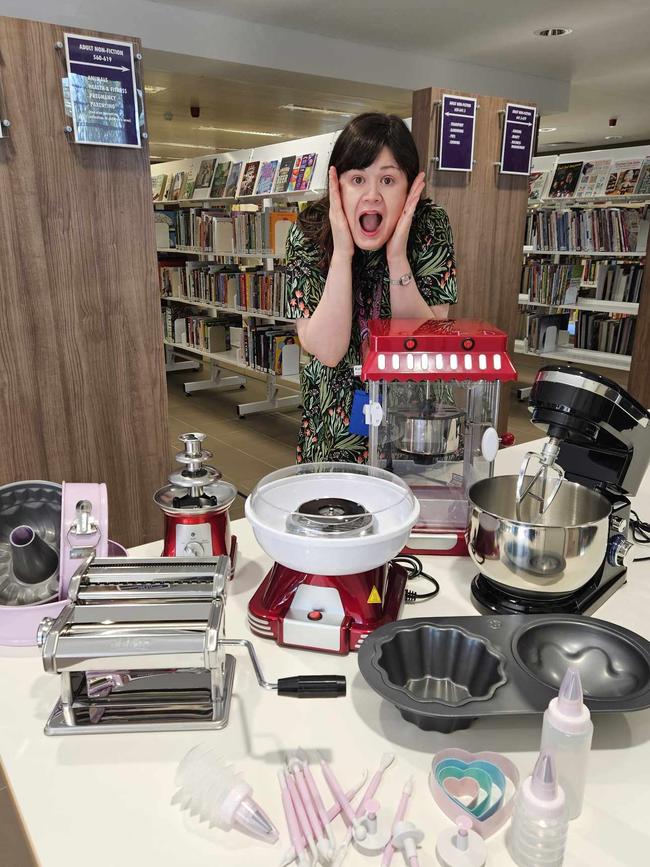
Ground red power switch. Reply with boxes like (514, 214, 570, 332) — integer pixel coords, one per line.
(404, 338, 417, 350)
(308, 610, 323, 621)
(461, 338, 475, 350)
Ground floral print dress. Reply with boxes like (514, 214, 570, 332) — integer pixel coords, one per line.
(285, 200, 458, 464)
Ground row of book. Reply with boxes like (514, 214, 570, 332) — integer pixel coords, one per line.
(575, 312, 636, 356)
(524, 207, 649, 253)
(162, 307, 240, 355)
(152, 152, 318, 202)
(529, 157, 650, 201)
(159, 262, 289, 317)
(155, 207, 297, 255)
(522, 259, 645, 305)
(240, 322, 300, 376)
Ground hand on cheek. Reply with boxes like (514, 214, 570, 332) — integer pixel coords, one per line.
(386, 172, 426, 265)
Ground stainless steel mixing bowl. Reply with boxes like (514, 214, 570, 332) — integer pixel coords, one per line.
(467, 475, 612, 595)
(396, 408, 465, 457)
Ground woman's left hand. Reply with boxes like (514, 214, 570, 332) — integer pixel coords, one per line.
(386, 171, 426, 266)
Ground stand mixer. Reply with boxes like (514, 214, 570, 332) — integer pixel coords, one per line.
(468, 365, 650, 615)
(246, 463, 419, 654)
(154, 433, 237, 567)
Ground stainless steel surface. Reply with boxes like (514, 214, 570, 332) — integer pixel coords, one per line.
(395, 408, 464, 457)
(44, 654, 236, 734)
(0, 480, 61, 605)
(68, 555, 229, 603)
(515, 437, 565, 514)
(285, 498, 375, 538)
(220, 638, 278, 691)
(468, 475, 612, 595)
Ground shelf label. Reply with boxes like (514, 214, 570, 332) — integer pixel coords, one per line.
(500, 103, 537, 175)
(64, 33, 141, 148)
(439, 94, 477, 172)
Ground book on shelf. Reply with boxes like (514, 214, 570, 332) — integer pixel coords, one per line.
(239, 161, 261, 197)
(526, 312, 570, 352)
(273, 155, 297, 193)
(241, 322, 299, 375)
(548, 162, 583, 198)
(209, 161, 231, 199)
(182, 170, 197, 200)
(255, 160, 279, 196)
(286, 156, 303, 192)
(528, 171, 548, 202)
(574, 160, 611, 198)
(525, 205, 650, 253)
(152, 174, 168, 202)
(155, 210, 178, 248)
(635, 158, 650, 196)
(270, 211, 298, 255)
(294, 153, 318, 191)
(605, 159, 643, 196)
(574, 310, 635, 355)
(522, 257, 644, 306)
(193, 158, 218, 198)
(168, 171, 186, 201)
(224, 162, 243, 198)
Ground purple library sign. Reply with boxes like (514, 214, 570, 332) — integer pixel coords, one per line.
(500, 103, 537, 175)
(64, 33, 141, 148)
(438, 94, 477, 172)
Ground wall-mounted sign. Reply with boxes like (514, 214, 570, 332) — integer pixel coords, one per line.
(438, 94, 477, 172)
(500, 103, 537, 175)
(64, 33, 141, 148)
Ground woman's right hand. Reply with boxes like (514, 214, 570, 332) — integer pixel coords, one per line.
(328, 167, 355, 261)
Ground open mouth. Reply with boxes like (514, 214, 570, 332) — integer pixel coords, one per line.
(359, 212, 383, 236)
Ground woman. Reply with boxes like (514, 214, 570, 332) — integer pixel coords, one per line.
(285, 113, 457, 464)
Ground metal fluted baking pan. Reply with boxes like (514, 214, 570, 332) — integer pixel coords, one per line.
(358, 615, 650, 732)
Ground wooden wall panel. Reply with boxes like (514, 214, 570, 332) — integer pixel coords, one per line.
(0, 17, 168, 547)
(627, 264, 650, 406)
(412, 88, 532, 430)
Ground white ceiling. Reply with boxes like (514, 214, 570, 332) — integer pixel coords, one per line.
(144, 0, 650, 155)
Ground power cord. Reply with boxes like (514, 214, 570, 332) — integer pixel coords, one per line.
(630, 510, 650, 561)
(392, 554, 440, 603)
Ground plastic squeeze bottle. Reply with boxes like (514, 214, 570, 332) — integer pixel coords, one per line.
(540, 666, 593, 819)
(507, 750, 569, 867)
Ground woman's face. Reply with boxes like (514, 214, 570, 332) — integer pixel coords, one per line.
(338, 146, 410, 251)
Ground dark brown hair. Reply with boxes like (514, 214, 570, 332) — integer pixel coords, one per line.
(298, 113, 420, 269)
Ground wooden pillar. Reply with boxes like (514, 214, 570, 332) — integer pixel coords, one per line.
(412, 88, 533, 431)
(0, 17, 168, 547)
(627, 265, 650, 407)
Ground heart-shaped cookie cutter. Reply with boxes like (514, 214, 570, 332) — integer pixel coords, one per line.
(430, 748, 520, 838)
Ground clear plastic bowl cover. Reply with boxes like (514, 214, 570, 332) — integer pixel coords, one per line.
(245, 463, 420, 575)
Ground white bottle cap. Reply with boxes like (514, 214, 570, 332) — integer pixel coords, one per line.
(436, 815, 487, 867)
(547, 667, 591, 735)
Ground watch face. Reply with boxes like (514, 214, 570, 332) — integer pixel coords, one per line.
(401, 274, 412, 285)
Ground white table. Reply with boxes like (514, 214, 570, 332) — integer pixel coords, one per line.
(1, 440, 649, 866)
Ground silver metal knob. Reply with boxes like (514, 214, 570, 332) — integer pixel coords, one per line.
(37, 617, 54, 647)
(607, 536, 634, 568)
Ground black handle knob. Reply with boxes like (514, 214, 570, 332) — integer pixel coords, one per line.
(277, 675, 347, 698)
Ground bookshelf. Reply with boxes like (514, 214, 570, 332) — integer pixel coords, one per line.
(153, 132, 336, 415)
(519, 146, 650, 376)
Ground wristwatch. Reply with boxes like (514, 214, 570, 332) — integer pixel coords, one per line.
(389, 272, 413, 286)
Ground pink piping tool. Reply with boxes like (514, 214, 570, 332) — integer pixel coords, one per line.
(381, 778, 414, 867)
(279, 770, 311, 867)
(320, 760, 367, 841)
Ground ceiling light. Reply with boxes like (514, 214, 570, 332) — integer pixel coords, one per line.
(279, 104, 355, 118)
(535, 28, 573, 37)
(150, 141, 216, 150)
(539, 127, 557, 133)
(197, 126, 284, 137)
(144, 85, 167, 95)
(605, 135, 623, 141)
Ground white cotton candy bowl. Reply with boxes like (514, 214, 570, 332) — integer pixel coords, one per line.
(245, 462, 419, 575)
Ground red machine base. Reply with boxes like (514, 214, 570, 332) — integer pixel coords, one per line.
(248, 561, 408, 654)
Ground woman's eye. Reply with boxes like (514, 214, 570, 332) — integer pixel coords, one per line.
(352, 176, 364, 185)
(382, 177, 395, 185)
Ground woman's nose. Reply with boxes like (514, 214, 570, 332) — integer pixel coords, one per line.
(362, 182, 382, 202)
